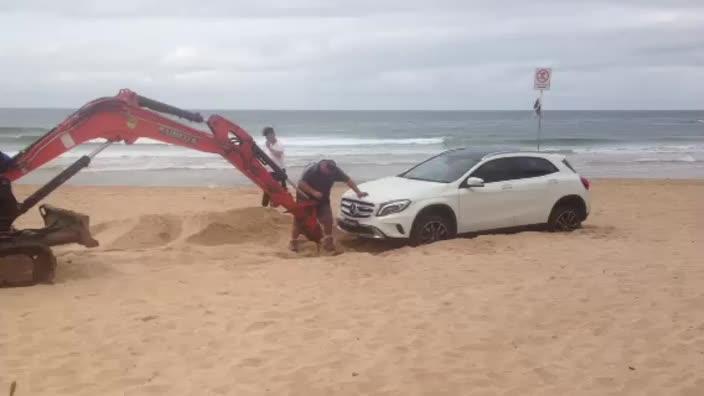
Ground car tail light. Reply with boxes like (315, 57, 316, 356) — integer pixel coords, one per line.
(580, 176, 590, 190)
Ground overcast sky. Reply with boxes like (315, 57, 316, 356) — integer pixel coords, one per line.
(0, 0, 702, 109)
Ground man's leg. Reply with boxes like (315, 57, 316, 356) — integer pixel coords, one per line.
(262, 171, 286, 207)
(280, 169, 288, 189)
(291, 218, 302, 239)
(289, 218, 303, 251)
(289, 197, 305, 251)
(271, 170, 287, 208)
(317, 204, 335, 251)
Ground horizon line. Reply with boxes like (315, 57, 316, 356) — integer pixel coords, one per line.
(0, 107, 702, 112)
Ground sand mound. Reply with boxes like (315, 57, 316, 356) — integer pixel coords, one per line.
(186, 207, 289, 246)
(87, 207, 293, 251)
(109, 214, 182, 250)
(89, 219, 134, 247)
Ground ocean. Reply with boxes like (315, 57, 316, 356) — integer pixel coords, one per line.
(1, 108, 702, 186)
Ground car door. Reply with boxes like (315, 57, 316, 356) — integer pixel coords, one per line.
(506, 156, 560, 225)
(457, 157, 524, 232)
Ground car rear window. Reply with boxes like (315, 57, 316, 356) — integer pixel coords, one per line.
(512, 157, 559, 178)
(562, 158, 577, 173)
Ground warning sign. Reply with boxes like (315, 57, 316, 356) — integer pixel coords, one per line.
(534, 67, 552, 90)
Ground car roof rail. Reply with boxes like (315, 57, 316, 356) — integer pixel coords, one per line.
(482, 150, 561, 159)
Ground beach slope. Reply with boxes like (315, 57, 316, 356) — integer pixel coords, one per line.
(1, 179, 703, 395)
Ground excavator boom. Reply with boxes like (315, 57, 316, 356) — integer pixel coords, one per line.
(2, 89, 322, 242)
(0, 90, 322, 285)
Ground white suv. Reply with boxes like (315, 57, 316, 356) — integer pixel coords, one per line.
(338, 149, 591, 245)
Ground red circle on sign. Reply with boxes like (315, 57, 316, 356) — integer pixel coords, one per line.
(536, 69, 550, 83)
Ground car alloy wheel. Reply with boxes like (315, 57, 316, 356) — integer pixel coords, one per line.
(554, 208, 580, 231)
(420, 220, 449, 244)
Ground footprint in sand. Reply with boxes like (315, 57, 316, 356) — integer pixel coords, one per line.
(238, 357, 264, 367)
(245, 320, 276, 332)
(186, 208, 289, 246)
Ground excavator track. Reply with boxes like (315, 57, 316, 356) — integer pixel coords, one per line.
(0, 240, 56, 287)
(0, 205, 98, 287)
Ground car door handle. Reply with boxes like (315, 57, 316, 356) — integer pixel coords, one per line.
(501, 184, 512, 190)
(548, 179, 558, 184)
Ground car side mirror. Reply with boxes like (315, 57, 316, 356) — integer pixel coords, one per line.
(463, 177, 484, 188)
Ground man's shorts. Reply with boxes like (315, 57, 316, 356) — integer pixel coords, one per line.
(295, 197, 333, 228)
(315, 203, 333, 226)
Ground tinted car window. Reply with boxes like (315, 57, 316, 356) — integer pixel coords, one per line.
(401, 149, 483, 183)
(512, 157, 558, 178)
(470, 158, 517, 183)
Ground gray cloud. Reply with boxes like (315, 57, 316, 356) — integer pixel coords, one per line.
(0, 0, 702, 109)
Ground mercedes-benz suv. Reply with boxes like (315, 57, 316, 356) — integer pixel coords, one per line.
(337, 149, 591, 245)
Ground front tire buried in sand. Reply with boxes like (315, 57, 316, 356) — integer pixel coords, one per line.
(410, 213, 455, 246)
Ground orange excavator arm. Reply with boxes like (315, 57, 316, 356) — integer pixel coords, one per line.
(1, 89, 322, 242)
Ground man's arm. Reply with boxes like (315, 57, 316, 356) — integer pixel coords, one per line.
(334, 167, 367, 198)
(345, 178, 368, 199)
(298, 180, 322, 200)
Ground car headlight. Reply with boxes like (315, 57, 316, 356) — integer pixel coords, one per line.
(377, 199, 411, 217)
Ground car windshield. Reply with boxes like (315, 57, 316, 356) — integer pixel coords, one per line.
(400, 149, 485, 183)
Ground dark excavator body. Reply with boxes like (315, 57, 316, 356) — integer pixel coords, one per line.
(0, 202, 98, 287)
(0, 151, 99, 287)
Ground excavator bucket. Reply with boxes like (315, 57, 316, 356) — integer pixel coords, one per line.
(38, 204, 99, 248)
(0, 205, 98, 287)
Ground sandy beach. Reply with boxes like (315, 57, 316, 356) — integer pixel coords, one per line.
(1, 179, 703, 395)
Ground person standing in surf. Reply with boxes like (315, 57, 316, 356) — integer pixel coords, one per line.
(261, 126, 287, 207)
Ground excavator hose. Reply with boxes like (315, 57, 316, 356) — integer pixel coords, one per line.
(136, 95, 204, 123)
(18, 155, 91, 217)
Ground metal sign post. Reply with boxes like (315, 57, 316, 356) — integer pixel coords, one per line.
(537, 89, 543, 151)
(533, 68, 552, 151)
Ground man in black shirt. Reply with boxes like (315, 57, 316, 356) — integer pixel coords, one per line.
(291, 159, 367, 252)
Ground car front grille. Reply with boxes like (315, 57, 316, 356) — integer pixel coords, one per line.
(340, 198, 375, 218)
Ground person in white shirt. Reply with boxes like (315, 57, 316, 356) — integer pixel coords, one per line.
(261, 126, 287, 207)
